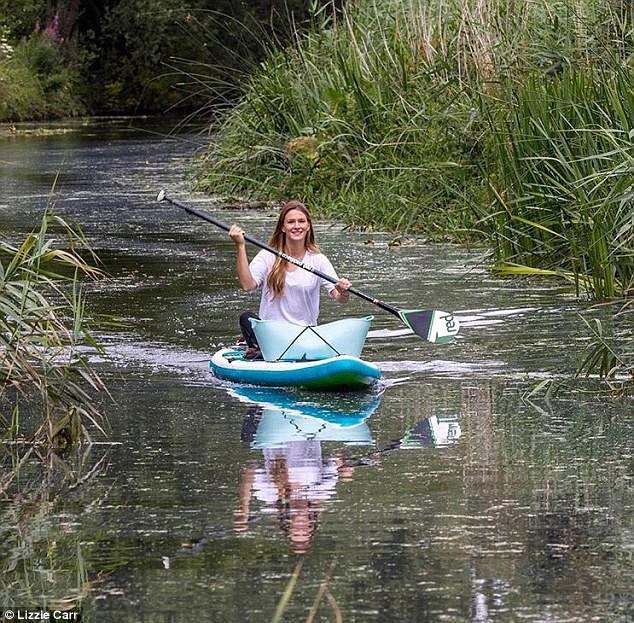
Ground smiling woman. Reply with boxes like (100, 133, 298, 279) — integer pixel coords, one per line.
(229, 200, 352, 358)
(157, 190, 460, 346)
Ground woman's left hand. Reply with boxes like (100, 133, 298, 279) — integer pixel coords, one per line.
(334, 278, 351, 301)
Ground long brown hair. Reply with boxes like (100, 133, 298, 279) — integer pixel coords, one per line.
(267, 200, 319, 299)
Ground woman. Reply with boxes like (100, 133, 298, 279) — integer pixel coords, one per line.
(229, 200, 351, 359)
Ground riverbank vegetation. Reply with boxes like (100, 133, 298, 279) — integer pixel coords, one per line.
(0, 23, 86, 120)
(0, 209, 106, 451)
(0, 0, 337, 120)
(195, 0, 632, 387)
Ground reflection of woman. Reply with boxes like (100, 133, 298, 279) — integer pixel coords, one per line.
(228, 201, 351, 359)
(234, 440, 353, 554)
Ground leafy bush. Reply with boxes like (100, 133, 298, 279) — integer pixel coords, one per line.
(0, 52, 45, 120)
(0, 33, 85, 120)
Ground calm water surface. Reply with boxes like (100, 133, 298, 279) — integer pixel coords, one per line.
(0, 119, 632, 622)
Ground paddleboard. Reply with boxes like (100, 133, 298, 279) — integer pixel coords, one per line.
(210, 348, 381, 390)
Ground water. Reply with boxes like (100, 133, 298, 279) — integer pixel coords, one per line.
(1, 119, 632, 621)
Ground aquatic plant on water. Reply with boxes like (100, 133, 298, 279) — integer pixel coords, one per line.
(576, 301, 633, 393)
(0, 209, 106, 449)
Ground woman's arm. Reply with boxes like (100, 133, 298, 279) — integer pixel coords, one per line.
(229, 224, 258, 291)
(318, 255, 350, 303)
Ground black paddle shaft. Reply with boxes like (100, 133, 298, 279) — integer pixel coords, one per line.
(157, 191, 401, 317)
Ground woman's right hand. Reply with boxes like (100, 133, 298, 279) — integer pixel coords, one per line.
(229, 224, 246, 246)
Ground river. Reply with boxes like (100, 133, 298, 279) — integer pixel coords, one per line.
(1, 119, 632, 622)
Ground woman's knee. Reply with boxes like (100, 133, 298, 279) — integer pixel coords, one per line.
(240, 311, 256, 324)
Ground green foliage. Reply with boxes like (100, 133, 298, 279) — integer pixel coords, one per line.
(0, 0, 330, 116)
(196, 0, 633, 240)
(88, 0, 331, 113)
(487, 68, 634, 300)
(0, 33, 86, 121)
(0, 0, 45, 39)
(0, 55, 44, 120)
(0, 209, 105, 447)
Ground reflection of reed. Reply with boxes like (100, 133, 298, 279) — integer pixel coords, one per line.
(458, 382, 517, 621)
(0, 445, 110, 609)
(459, 386, 633, 620)
(461, 383, 495, 485)
(271, 558, 342, 623)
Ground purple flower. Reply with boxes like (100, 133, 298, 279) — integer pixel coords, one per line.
(44, 14, 60, 41)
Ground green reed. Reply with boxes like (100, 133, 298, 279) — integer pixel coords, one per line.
(196, 0, 630, 241)
(0, 209, 106, 447)
(576, 301, 633, 390)
(487, 68, 633, 300)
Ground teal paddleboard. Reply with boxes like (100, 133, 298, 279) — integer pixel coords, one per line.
(210, 348, 381, 390)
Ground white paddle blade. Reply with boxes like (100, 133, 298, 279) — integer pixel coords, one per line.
(429, 311, 460, 344)
(399, 309, 460, 343)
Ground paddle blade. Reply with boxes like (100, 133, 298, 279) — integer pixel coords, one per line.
(398, 309, 460, 344)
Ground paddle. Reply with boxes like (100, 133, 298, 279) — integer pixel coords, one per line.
(156, 190, 459, 344)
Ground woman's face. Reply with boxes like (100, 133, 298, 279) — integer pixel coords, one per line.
(282, 209, 310, 244)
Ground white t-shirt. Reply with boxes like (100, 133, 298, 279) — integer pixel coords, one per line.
(252, 441, 340, 507)
(249, 249, 337, 325)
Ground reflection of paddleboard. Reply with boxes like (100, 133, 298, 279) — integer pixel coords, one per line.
(229, 386, 381, 448)
(399, 416, 461, 448)
(253, 409, 373, 448)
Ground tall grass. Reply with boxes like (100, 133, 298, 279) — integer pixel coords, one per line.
(196, 0, 494, 236)
(0, 209, 109, 610)
(196, 0, 630, 237)
(0, 209, 106, 447)
(486, 68, 633, 300)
